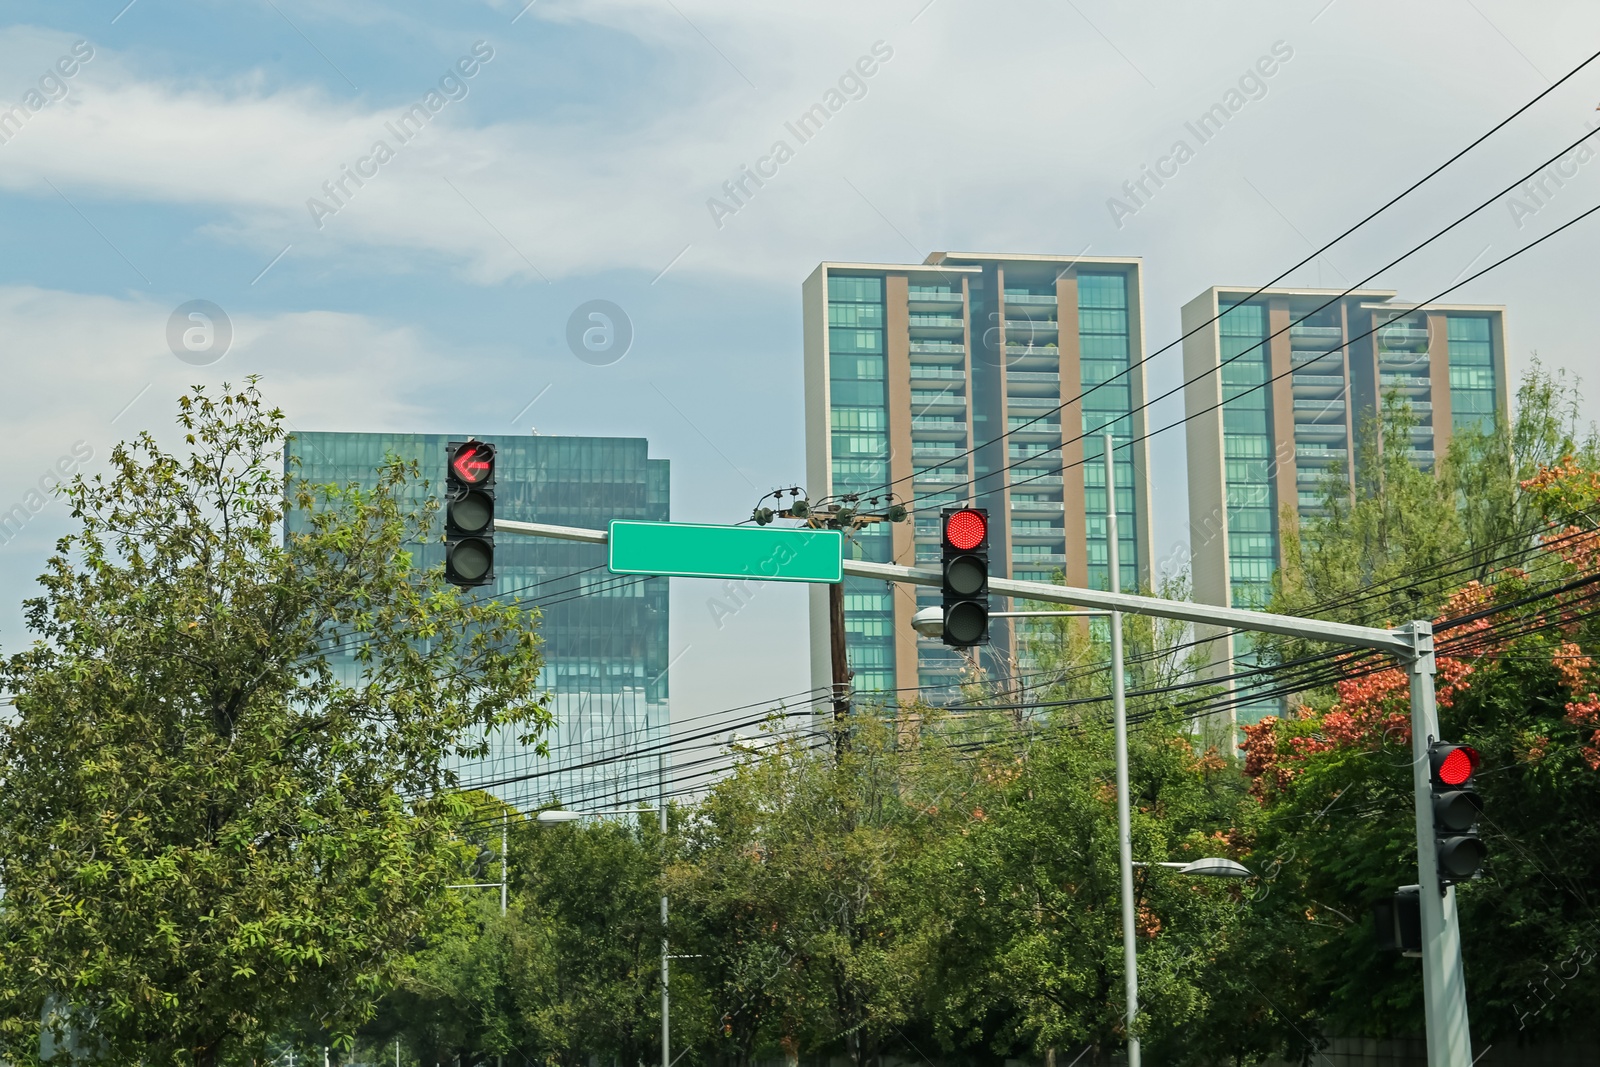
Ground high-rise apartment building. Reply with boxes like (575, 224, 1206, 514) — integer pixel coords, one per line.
(802, 252, 1155, 701)
(1181, 287, 1509, 721)
(284, 431, 671, 810)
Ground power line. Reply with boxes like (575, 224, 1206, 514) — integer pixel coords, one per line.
(851, 50, 1600, 503)
(910, 196, 1600, 517)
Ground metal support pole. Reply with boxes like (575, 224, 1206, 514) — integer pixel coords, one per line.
(828, 580, 852, 750)
(1405, 620, 1473, 1066)
(660, 752, 670, 1067)
(500, 811, 508, 917)
(1105, 432, 1140, 1067)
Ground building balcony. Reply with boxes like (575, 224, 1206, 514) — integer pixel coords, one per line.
(1409, 449, 1436, 462)
(910, 365, 964, 382)
(1013, 552, 1067, 566)
(1004, 344, 1060, 360)
(1010, 423, 1063, 440)
(1008, 445, 1058, 463)
(907, 290, 963, 306)
(1011, 499, 1064, 512)
(909, 424, 967, 441)
(1290, 350, 1342, 367)
(1004, 319, 1059, 334)
(911, 442, 965, 459)
(1380, 373, 1431, 390)
(1378, 325, 1430, 350)
(1296, 446, 1347, 461)
(1003, 293, 1058, 306)
(1293, 399, 1346, 422)
(909, 340, 964, 355)
(1005, 370, 1061, 385)
(1291, 373, 1345, 390)
(908, 315, 965, 335)
(1011, 474, 1063, 487)
(1289, 325, 1343, 342)
(912, 471, 966, 486)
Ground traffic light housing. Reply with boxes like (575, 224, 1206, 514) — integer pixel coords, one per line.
(941, 507, 989, 647)
(1429, 741, 1485, 888)
(1374, 885, 1422, 956)
(445, 439, 496, 587)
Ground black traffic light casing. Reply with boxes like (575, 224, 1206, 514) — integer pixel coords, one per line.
(1429, 741, 1485, 889)
(445, 439, 496, 587)
(941, 507, 989, 647)
(1374, 885, 1422, 956)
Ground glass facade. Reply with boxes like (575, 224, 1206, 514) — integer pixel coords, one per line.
(1218, 303, 1276, 610)
(1079, 273, 1138, 593)
(284, 431, 670, 812)
(827, 275, 897, 695)
(1447, 315, 1497, 434)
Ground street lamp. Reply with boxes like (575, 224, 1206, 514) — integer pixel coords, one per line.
(911, 606, 1109, 636)
(1133, 858, 1252, 878)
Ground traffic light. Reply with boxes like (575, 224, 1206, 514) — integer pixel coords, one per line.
(445, 439, 496, 587)
(941, 507, 989, 647)
(1429, 741, 1485, 888)
(1374, 885, 1422, 956)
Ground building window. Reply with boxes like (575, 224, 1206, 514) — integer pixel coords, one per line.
(1447, 315, 1497, 435)
(1078, 272, 1138, 592)
(1218, 302, 1276, 611)
(829, 272, 894, 692)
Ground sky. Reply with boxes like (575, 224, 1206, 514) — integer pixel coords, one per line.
(2, 0, 1599, 726)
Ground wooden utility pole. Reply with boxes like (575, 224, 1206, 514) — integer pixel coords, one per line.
(828, 580, 853, 751)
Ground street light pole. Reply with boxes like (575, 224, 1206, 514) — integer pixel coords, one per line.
(1105, 432, 1140, 1067)
(660, 752, 670, 1067)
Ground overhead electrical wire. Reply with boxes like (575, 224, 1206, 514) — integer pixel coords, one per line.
(850, 49, 1600, 503)
(906, 196, 1600, 519)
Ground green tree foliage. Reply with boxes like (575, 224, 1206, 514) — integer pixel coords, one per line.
(0, 384, 550, 1066)
(1274, 362, 1596, 632)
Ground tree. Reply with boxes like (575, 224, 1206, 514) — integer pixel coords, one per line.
(1273, 363, 1596, 634)
(1239, 460, 1600, 1048)
(0, 383, 549, 1066)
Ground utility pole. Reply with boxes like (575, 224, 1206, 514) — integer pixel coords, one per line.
(749, 488, 908, 748)
(828, 580, 852, 737)
(1105, 433, 1140, 1067)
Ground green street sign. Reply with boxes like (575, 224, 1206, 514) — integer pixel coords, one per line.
(608, 521, 843, 583)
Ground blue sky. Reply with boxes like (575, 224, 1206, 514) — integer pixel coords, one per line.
(2, 0, 1599, 720)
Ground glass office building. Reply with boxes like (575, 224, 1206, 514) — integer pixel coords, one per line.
(803, 253, 1155, 703)
(284, 432, 670, 812)
(1181, 287, 1509, 726)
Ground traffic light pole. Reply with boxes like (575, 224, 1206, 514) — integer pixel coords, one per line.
(493, 516, 1475, 1065)
(1404, 621, 1471, 1065)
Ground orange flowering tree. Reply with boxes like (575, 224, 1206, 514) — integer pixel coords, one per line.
(1234, 456, 1600, 1046)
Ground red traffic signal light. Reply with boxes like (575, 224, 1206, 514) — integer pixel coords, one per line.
(1428, 741, 1484, 887)
(941, 508, 989, 647)
(944, 509, 987, 551)
(450, 441, 495, 486)
(1431, 744, 1479, 788)
(445, 440, 496, 588)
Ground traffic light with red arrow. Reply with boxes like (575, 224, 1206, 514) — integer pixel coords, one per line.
(445, 439, 496, 587)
